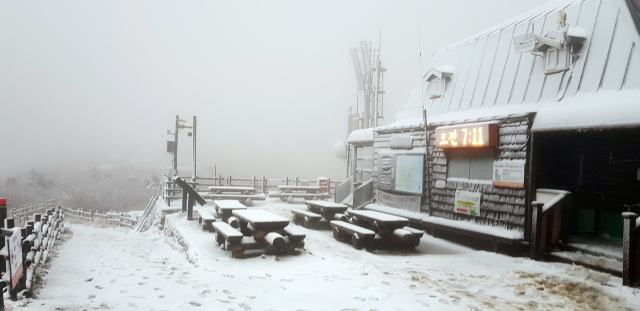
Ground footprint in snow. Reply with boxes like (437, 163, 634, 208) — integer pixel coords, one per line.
(88, 295, 96, 299)
(85, 278, 93, 282)
(94, 285, 103, 289)
(189, 301, 202, 306)
(138, 282, 147, 285)
(238, 303, 251, 310)
(216, 299, 231, 304)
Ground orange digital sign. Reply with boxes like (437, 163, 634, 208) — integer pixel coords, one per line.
(434, 122, 498, 148)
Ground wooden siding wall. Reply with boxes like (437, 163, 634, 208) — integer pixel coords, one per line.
(372, 129, 429, 213)
(428, 115, 532, 231)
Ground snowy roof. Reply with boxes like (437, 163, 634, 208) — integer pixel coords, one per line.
(390, 0, 640, 132)
(347, 128, 374, 144)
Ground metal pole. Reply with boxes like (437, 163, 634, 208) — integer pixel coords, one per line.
(173, 115, 179, 176)
(192, 116, 197, 182)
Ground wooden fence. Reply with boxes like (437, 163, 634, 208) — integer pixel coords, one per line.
(12, 196, 63, 223)
(61, 207, 139, 228)
(162, 176, 341, 203)
(0, 206, 65, 307)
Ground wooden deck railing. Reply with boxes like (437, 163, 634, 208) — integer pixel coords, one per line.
(530, 189, 572, 260)
(162, 175, 341, 205)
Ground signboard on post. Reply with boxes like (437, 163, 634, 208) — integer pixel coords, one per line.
(6, 228, 23, 289)
(492, 161, 526, 188)
(454, 190, 481, 216)
(376, 190, 421, 212)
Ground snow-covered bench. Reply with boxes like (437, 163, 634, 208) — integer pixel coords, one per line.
(422, 216, 524, 246)
(330, 220, 376, 249)
(196, 209, 217, 231)
(212, 222, 244, 247)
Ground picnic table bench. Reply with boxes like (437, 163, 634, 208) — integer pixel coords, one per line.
(290, 200, 349, 228)
(330, 210, 423, 249)
(210, 209, 305, 258)
(272, 186, 331, 203)
(330, 220, 376, 249)
(212, 200, 248, 228)
(207, 186, 256, 194)
(196, 208, 217, 231)
(207, 193, 266, 206)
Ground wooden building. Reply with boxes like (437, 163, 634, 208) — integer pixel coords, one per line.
(344, 0, 640, 272)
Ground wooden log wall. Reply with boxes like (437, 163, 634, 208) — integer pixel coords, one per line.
(428, 114, 533, 231)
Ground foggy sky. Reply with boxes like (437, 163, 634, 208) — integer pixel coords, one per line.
(0, 0, 549, 181)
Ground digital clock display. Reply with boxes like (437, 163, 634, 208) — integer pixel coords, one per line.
(434, 122, 498, 148)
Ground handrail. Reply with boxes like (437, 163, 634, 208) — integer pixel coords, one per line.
(352, 178, 374, 210)
(530, 189, 572, 260)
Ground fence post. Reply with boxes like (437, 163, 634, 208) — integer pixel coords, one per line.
(90, 210, 94, 221)
(530, 201, 544, 260)
(262, 176, 266, 194)
(622, 212, 638, 287)
(295, 177, 299, 186)
(252, 176, 256, 189)
(285, 177, 289, 186)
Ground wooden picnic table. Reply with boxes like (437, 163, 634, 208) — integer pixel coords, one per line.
(347, 210, 409, 231)
(208, 186, 256, 193)
(278, 185, 321, 193)
(232, 210, 289, 232)
(304, 200, 348, 217)
(213, 200, 247, 215)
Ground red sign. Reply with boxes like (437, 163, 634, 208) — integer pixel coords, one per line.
(7, 228, 23, 289)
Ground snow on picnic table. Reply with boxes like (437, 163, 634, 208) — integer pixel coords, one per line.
(8, 199, 640, 311)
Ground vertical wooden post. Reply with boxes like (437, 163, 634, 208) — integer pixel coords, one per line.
(622, 212, 638, 287)
(285, 177, 289, 186)
(5, 218, 17, 301)
(262, 176, 266, 194)
(181, 188, 188, 213)
(187, 191, 194, 221)
(252, 176, 256, 189)
(530, 201, 544, 260)
(295, 177, 299, 186)
(228, 175, 232, 186)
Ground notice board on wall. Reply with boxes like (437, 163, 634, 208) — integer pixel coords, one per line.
(394, 154, 424, 195)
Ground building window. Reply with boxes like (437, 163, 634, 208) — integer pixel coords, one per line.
(424, 66, 453, 99)
(446, 148, 497, 180)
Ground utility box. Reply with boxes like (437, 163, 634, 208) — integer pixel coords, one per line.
(167, 141, 175, 153)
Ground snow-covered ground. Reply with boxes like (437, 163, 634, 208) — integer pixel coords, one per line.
(7, 199, 640, 311)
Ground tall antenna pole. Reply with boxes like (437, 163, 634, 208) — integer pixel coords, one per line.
(173, 115, 179, 176)
(417, 11, 431, 214)
(374, 28, 382, 127)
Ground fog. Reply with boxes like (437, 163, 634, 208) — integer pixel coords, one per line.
(0, 0, 548, 181)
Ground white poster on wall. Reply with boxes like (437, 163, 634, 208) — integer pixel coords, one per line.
(394, 155, 424, 194)
(454, 190, 481, 216)
(492, 161, 525, 188)
(376, 190, 421, 212)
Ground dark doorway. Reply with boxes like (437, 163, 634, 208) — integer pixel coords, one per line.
(534, 129, 640, 238)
